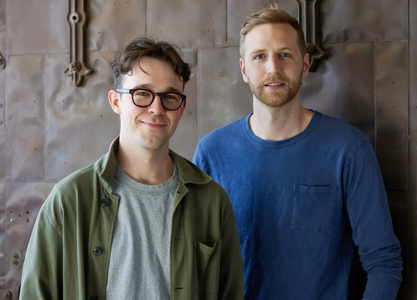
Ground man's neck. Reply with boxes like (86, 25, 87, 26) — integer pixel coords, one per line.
(249, 97, 313, 141)
(116, 141, 174, 185)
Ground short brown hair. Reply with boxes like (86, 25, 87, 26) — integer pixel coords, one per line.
(111, 35, 191, 89)
(239, 3, 307, 59)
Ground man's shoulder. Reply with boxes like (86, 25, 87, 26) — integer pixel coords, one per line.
(314, 111, 369, 144)
(55, 161, 100, 192)
(198, 115, 248, 146)
(46, 154, 107, 207)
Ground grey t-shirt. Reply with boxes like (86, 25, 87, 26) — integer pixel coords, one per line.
(105, 164, 178, 299)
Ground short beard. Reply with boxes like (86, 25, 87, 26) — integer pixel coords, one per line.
(248, 70, 303, 108)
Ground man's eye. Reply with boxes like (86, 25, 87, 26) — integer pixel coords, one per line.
(164, 94, 181, 101)
(280, 53, 290, 58)
(254, 54, 265, 60)
(136, 91, 150, 96)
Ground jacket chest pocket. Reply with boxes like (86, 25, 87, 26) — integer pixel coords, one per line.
(194, 240, 222, 294)
(291, 185, 337, 231)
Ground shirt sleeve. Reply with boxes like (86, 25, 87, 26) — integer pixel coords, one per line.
(192, 142, 206, 171)
(344, 139, 403, 300)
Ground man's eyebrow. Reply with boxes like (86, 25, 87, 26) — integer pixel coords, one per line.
(250, 47, 295, 56)
(132, 84, 182, 94)
(163, 87, 183, 94)
(250, 49, 266, 56)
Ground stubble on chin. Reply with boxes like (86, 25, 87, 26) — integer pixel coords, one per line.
(248, 73, 303, 108)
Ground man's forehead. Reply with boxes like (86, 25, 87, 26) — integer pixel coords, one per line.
(122, 59, 183, 90)
(244, 24, 299, 52)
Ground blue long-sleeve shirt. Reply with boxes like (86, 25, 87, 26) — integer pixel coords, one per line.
(193, 111, 402, 300)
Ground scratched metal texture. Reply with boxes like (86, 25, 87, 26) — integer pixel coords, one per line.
(147, 0, 226, 48)
(227, 0, 297, 46)
(170, 49, 199, 161)
(198, 46, 252, 138)
(88, 0, 146, 52)
(7, 1, 68, 55)
(0, 0, 414, 299)
(44, 52, 118, 181)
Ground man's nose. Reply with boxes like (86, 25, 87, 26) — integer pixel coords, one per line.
(266, 56, 279, 74)
(147, 96, 165, 115)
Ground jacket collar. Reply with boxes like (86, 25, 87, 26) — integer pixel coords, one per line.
(96, 137, 212, 192)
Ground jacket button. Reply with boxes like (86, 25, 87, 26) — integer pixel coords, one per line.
(101, 198, 110, 207)
(93, 247, 102, 256)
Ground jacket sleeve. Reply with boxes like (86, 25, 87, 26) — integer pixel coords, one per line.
(218, 197, 244, 300)
(344, 139, 403, 300)
(20, 195, 63, 300)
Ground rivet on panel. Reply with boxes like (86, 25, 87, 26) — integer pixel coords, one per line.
(4, 290, 12, 300)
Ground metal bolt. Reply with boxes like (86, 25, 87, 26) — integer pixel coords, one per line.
(3, 291, 11, 300)
(68, 61, 80, 72)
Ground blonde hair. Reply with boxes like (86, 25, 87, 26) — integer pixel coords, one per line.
(239, 3, 307, 59)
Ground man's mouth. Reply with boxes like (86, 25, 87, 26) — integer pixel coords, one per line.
(265, 82, 285, 86)
(142, 121, 166, 128)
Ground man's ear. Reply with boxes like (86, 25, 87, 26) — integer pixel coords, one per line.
(178, 99, 187, 117)
(240, 58, 249, 83)
(302, 53, 310, 78)
(108, 90, 122, 115)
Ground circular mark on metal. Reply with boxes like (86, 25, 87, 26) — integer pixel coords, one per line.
(70, 13, 80, 23)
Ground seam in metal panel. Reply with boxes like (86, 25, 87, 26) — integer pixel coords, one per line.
(0, 99, 4, 132)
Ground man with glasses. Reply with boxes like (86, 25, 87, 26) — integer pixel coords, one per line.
(20, 36, 243, 300)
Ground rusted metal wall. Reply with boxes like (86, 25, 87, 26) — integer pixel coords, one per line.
(0, 0, 414, 299)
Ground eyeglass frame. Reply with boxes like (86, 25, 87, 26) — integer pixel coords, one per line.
(116, 88, 186, 111)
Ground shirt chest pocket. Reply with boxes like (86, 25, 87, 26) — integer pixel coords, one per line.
(291, 185, 338, 231)
(194, 240, 222, 294)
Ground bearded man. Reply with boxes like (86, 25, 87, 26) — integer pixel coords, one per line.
(193, 4, 402, 300)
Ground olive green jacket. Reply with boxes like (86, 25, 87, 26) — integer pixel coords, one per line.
(20, 138, 243, 300)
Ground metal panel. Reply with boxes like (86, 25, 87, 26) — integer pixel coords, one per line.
(409, 139, 417, 300)
(45, 53, 119, 181)
(410, 3, 417, 298)
(88, 0, 146, 52)
(227, 0, 297, 46)
(7, 0, 68, 55)
(321, 0, 407, 43)
(375, 41, 408, 190)
(5, 55, 45, 181)
(198, 47, 252, 139)
(301, 43, 375, 145)
(0, 183, 5, 278)
(0, 0, 5, 31)
(170, 49, 198, 161)
(410, 0, 417, 138)
(5, 181, 56, 299)
(0, 99, 4, 134)
(0, 31, 5, 94)
(147, 0, 226, 48)
(0, 131, 4, 181)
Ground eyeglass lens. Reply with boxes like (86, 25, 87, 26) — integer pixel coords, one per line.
(132, 89, 182, 110)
